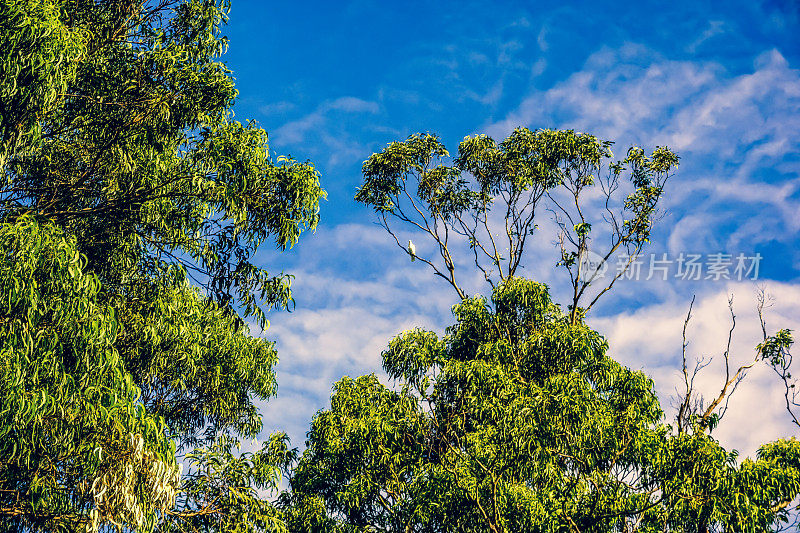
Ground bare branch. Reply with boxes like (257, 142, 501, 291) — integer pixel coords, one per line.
(677, 296, 696, 434)
(700, 296, 759, 430)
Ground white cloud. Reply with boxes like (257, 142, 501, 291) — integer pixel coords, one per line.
(530, 57, 547, 78)
(486, 47, 800, 159)
(663, 50, 800, 157)
(327, 96, 380, 114)
(486, 43, 721, 144)
(463, 79, 504, 106)
(258, 100, 296, 116)
(686, 20, 726, 53)
(485, 44, 800, 285)
(537, 26, 548, 52)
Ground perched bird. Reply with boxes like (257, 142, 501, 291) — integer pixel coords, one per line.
(408, 240, 416, 262)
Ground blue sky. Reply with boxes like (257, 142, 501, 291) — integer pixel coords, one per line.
(221, 1, 800, 458)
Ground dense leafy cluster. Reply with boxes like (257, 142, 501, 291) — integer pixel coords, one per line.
(0, 0, 324, 530)
(0, 0, 325, 323)
(281, 278, 800, 532)
(0, 219, 178, 531)
(114, 268, 280, 448)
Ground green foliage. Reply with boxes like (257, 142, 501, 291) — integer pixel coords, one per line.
(0, 218, 178, 531)
(759, 329, 793, 367)
(356, 128, 678, 322)
(282, 278, 800, 532)
(280, 375, 429, 532)
(0, 0, 325, 325)
(158, 434, 295, 533)
(114, 269, 279, 448)
(0, 0, 325, 530)
(0, 0, 86, 159)
(0, 0, 325, 449)
(455, 128, 607, 194)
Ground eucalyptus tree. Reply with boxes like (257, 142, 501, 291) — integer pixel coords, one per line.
(282, 278, 800, 532)
(0, 0, 324, 530)
(356, 129, 678, 324)
(278, 129, 800, 531)
(0, 218, 180, 531)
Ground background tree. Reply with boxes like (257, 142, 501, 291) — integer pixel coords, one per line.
(0, 0, 324, 530)
(279, 128, 800, 531)
(281, 277, 800, 532)
(356, 129, 678, 324)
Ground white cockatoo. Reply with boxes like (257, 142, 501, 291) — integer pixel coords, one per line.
(407, 240, 416, 262)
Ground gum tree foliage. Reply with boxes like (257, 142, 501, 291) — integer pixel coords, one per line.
(0, 0, 324, 323)
(0, 0, 324, 530)
(0, 219, 180, 531)
(281, 278, 800, 532)
(281, 129, 800, 530)
(0, 219, 294, 532)
(356, 129, 678, 325)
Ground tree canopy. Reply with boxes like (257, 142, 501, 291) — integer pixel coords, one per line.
(281, 277, 800, 532)
(356, 129, 678, 324)
(0, 0, 324, 530)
